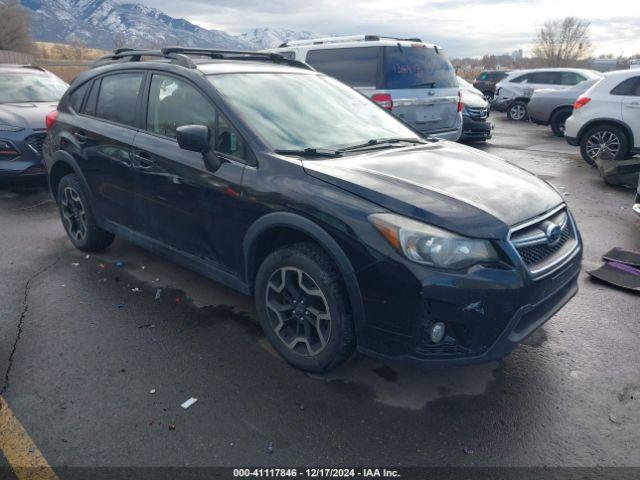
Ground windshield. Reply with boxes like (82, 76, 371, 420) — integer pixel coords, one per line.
(0, 72, 68, 103)
(383, 46, 457, 89)
(208, 73, 420, 152)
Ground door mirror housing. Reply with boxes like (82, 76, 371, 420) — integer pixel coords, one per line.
(177, 125, 210, 153)
(176, 124, 221, 172)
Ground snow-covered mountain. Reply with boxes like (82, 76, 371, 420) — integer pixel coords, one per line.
(236, 28, 320, 50)
(19, 0, 252, 50)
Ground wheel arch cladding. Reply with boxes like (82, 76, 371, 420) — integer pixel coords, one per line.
(243, 212, 366, 333)
(48, 153, 78, 200)
(550, 105, 573, 120)
(578, 119, 634, 146)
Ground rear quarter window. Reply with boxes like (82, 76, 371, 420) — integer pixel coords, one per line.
(611, 77, 640, 96)
(305, 47, 379, 87)
(68, 81, 90, 113)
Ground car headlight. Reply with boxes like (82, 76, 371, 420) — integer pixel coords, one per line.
(0, 124, 25, 132)
(369, 213, 498, 269)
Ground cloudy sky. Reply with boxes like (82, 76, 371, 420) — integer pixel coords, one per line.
(134, 0, 640, 58)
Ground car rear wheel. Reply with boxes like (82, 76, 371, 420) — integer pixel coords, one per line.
(550, 109, 572, 137)
(579, 125, 630, 166)
(57, 173, 115, 252)
(507, 100, 528, 121)
(255, 242, 355, 372)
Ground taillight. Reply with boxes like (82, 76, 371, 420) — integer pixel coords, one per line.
(574, 96, 591, 109)
(457, 91, 463, 112)
(45, 110, 58, 130)
(372, 93, 393, 111)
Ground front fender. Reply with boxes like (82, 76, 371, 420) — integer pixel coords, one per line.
(243, 211, 366, 334)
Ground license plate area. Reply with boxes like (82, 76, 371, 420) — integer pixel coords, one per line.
(416, 105, 441, 123)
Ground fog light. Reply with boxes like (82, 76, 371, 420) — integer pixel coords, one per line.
(430, 322, 445, 343)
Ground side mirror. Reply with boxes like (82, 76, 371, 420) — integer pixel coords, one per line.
(177, 125, 210, 153)
(176, 125, 221, 172)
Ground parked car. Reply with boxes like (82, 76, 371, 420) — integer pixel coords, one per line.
(457, 76, 492, 142)
(472, 70, 510, 101)
(268, 35, 463, 141)
(565, 69, 640, 165)
(528, 78, 601, 137)
(0, 65, 68, 179)
(493, 69, 603, 121)
(45, 48, 582, 372)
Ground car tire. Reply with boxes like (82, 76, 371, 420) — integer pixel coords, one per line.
(57, 173, 115, 252)
(255, 242, 355, 372)
(579, 125, 630, 166)
(550, 109, 572, 137)
(507, 100, 528, 121)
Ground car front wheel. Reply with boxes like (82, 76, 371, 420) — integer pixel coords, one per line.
(579, 125, 630, 166)
(57, 173, 115, 252)
(255, 242, 355, 372)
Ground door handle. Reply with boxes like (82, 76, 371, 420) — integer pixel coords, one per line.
(74, 130, 88, 143)
(133, 151, 155, 168)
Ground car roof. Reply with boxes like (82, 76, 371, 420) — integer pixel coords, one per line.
(603, 68, 639, 79)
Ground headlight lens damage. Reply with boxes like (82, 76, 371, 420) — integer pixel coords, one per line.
(369, 213, 498, 269)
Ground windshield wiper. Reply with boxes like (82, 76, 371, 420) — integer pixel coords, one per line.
(274, 148, 341, 158)
(338, 138, 426, 153)
(410, 82, 437, 88)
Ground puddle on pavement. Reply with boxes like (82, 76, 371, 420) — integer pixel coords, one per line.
(311, 355, 499, 411)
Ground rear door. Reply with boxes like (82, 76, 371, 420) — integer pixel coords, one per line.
(132, 72, 247, 272)
(380, 45, 459, 135)
(619, 76, 640, 148)
(73, 72, 146, 231)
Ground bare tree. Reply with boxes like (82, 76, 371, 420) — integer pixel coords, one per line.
(0, 0, 34, 53)
(533, 17, 592, 67)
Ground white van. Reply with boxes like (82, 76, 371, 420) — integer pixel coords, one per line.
(267, 35, 463, 141)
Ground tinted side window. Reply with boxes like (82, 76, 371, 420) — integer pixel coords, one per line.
(84, 79, 100, 116)
(68, 81, 90, 113)
(146, 74, 246, 159)
(611, 77, 640, 96)
(529, 72, 556, 84)
(147, 75, 216, 139)
(95, 73, 143, 127)
(306, 47, 379, 87)
(558, 72, 585, 85)
(511, 74, 531, 83)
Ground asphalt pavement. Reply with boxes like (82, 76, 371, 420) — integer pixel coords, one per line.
(0, 116, 639, 474)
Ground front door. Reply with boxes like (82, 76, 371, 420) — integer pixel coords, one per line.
(132, 73, 248, 273)
(621, 76, 640, 149)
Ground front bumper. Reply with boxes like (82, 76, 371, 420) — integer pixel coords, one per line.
(492, 96, 513, 112)
(355, 242, 582, 368)
(0, 131, 47, 178)
(460, 117, 493, 142)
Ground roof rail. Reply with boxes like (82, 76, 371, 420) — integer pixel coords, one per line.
(91, 46, 314, 71)
(278, 35, 424, 48)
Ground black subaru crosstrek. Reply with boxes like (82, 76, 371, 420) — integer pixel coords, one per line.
(44, 48, 582, 372)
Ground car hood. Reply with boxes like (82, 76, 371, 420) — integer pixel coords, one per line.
(303, 142, 563, 239)
(0, 102, 58, 130)
(462, 90, 488, 108)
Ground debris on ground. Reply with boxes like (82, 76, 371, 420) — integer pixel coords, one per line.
(149, 389, 156, 395)
(609, 414, 622, 424)
(117, 303, 125, 309)
(97, 263, 106, 271)
(181, 397, 198, 409)
(295, 401, 305, 411)
(141, 266, 146, 270)
(116, 261, 124, 268)
(463, 446, 474, 455)
(131, 287, 142, 293)
(155, 289, 162, 300)
(266, 441, 274, 454)
(71, 262, 80, 267)
(138, 323, 156, 329)
(85, 255, 90, 259)
(168, 423, 176, 431)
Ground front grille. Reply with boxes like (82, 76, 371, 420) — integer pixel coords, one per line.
(25, 132, 47, 158)
(510, 207, 579, 278)
(465, 106, 488, 120)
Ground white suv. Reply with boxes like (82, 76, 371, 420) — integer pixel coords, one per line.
(493, 68, 602, 121)
(267, 35, 463, 141)
(565, 70, 640, 165)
